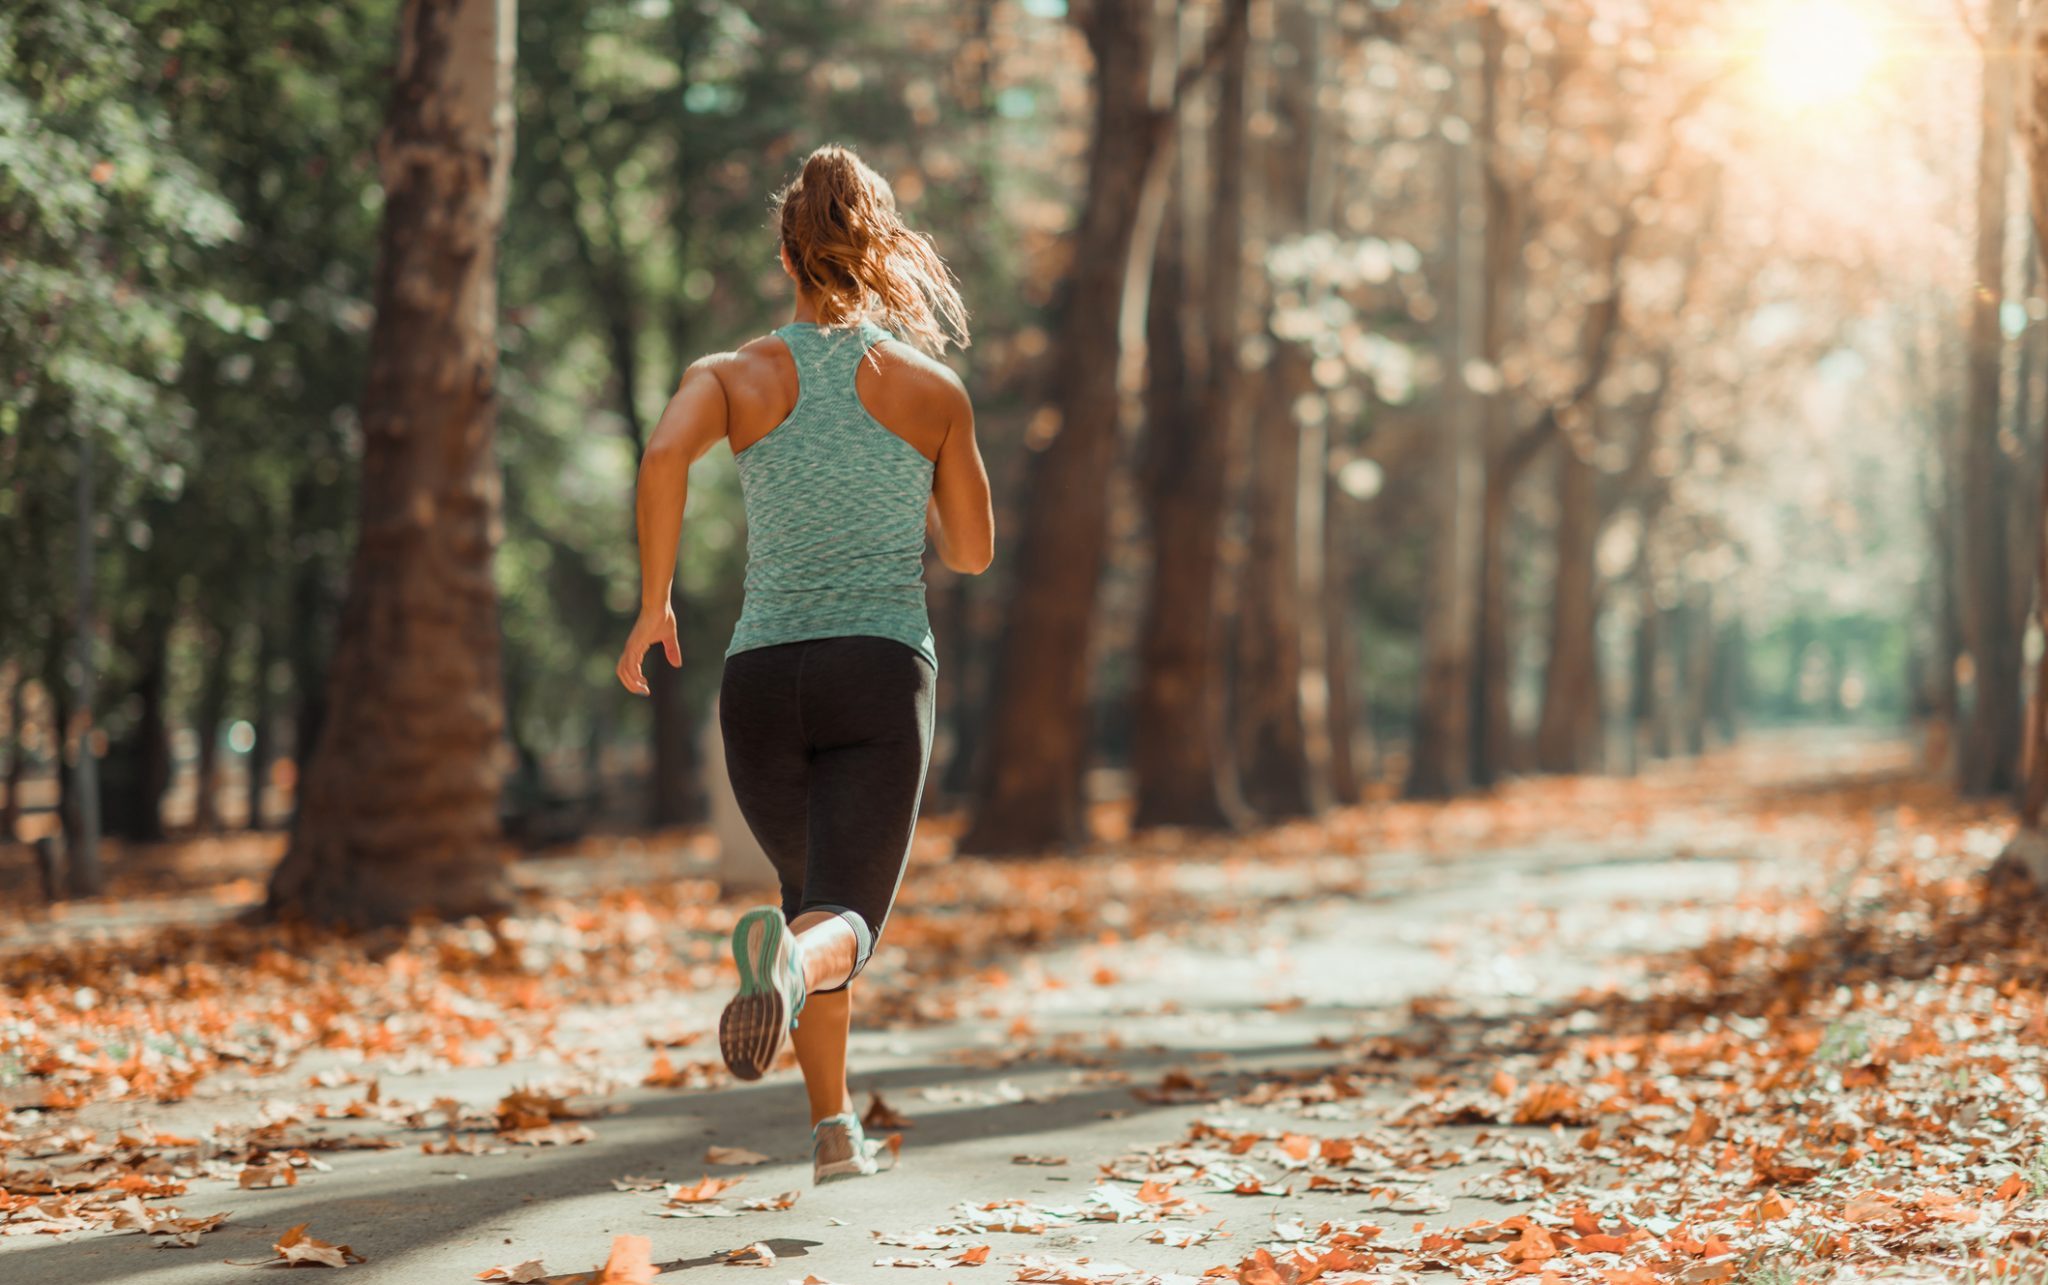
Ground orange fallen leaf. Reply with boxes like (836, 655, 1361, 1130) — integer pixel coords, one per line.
(476, 1260, 548, 1283)
(666, 1175, 739, 1204)
(862, 1091, 913, 1130)
(273, 1223, 364, 1268)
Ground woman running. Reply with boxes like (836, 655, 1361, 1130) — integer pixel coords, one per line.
(616, 144, 992, 1184)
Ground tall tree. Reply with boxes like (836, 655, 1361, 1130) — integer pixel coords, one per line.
(1234, 0, 1329, 820)
(1959, 0, 2024, 797)
(1993, 1, 2048, 890)
(1406, 18, 1486, 801)
(1130, 0, 1250, 833)
(961, 0, 1243, 854)
(1531, 432, 1604, 773)
(267, 0, 518, 925)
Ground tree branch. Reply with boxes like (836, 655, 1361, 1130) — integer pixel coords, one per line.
(1169, 0, 1250, 110)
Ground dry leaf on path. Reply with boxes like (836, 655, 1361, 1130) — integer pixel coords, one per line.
(705, 1145, 772, 1165)
(667, 1175, 741, 1204)
(725, 1242, 777, 1267)
(1012, 1154, 1067, 1165)
(861, 1091, 913, 1130)
(503, 1122, 595, 1147)
(271, 1223, 364, 1268)
(476, 1260, 548, 1283)
(238, 1162, 297, 1189)
(739, 1191, 801, 1211)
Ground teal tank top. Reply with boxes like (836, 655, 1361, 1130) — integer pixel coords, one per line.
(725, 320, 937, 668)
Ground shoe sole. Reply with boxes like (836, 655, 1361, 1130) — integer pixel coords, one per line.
(814, 1159, 879, 1184)
(720, 908, 793, 1081)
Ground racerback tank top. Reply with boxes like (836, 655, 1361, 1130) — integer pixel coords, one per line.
(725, 320, 937, 668)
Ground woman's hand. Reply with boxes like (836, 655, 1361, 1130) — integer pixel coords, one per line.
(616, 601, 681, 695)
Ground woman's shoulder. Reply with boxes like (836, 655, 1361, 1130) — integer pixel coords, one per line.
(867, 337, 969, 411)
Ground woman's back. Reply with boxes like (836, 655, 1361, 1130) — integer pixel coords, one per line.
(721, 320, 945, 667)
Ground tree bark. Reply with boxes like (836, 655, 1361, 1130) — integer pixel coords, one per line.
(959, 4, 1180, 854)
(247, 610, 276, 830)
(1407, 22, 1486, 801)
(1, 670, 23, 842)
(1533, 442, 1603, 773)
(1232, 0, 1328, 820)
(266, 0, 518, 925)
(1468, 12, 1521, 789)
(1131, 0, 1248, 833)
(1627, 549, 1659, 774)
(1324, 470, 1364, 804)
(192, 620, 233, 833)
(1960, 0, 2024, 798)
(102, 603, 172, 842)
(1236, 345, 1324, 817)
(287, 477, 337, 812)
(1991, 3, 2048, 889)
(1471, 465, 1517, 785)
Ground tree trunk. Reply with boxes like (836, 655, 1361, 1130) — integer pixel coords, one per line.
(1233, 1, 1328, 820)
(1960, 0, 2024, 798)
(1324, 470, 1363, 804)
(43, 632, 76, 866)
(192, 620, 233, 833)
(266, 0, 518, 925)
(959, 5, 1176, 854)
(1236, 345, 1324, 817)
(1, 670, 23, 842)
(287, 477, 338, 815)
(247, 611, 276, 830)
(103, 602, 173, 842)
(1991, 3, 2048, 888)
(1130, 0, 1248, 833)
(1468, 13, 1521, 790)
(1407, 24, 1486, 801)
(1627, 551, 1659, 774)
(1471, 467, 1518, 785)
(1533, 443, 1603, 773)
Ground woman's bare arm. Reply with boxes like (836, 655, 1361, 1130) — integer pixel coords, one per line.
(617, 359, 731, 695)
(928, 374, 993, 575)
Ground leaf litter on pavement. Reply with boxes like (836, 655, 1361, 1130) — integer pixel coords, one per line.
(8, 744, 2048, 1285)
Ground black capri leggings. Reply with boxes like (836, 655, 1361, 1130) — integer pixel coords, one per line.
(719, 636, 936, 990)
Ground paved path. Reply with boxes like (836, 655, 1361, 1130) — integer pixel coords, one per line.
(0, 756, 1853, 1284)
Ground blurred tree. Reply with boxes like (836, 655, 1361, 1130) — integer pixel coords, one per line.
(267, 0, 518, 925)
(962, 0, 1244, 855)
(1234, 0, 1329, 820)
(1996, 1, 2048, 891)
(1958, 0, 2024, 797)
(1407, 17, 1485, 802)
(0, 1, 241, 880)
(1131, 0, 1250, 833)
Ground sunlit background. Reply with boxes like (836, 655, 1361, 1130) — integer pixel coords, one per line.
(0, 0, 2035, 866)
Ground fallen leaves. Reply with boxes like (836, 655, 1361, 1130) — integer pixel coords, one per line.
(476, 1260, 549, 1283)
(862, 1091, 913, 1130)
(705, 1144, 773, 1165)
(269, 1223, 364, 1268)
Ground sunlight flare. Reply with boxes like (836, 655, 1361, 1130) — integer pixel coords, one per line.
(1756, 0, 1886, 112)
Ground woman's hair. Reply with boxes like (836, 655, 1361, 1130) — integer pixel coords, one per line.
(775, 144, 969, 353)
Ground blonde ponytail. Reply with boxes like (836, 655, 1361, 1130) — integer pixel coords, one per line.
(775, 144, 970, 354)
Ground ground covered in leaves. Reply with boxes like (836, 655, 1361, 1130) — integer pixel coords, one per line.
(4, 735, 2045, 1285)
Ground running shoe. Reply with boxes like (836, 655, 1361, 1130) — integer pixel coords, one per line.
(719, 906, 806, 1080)
(811, 1110, 883, 1184)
